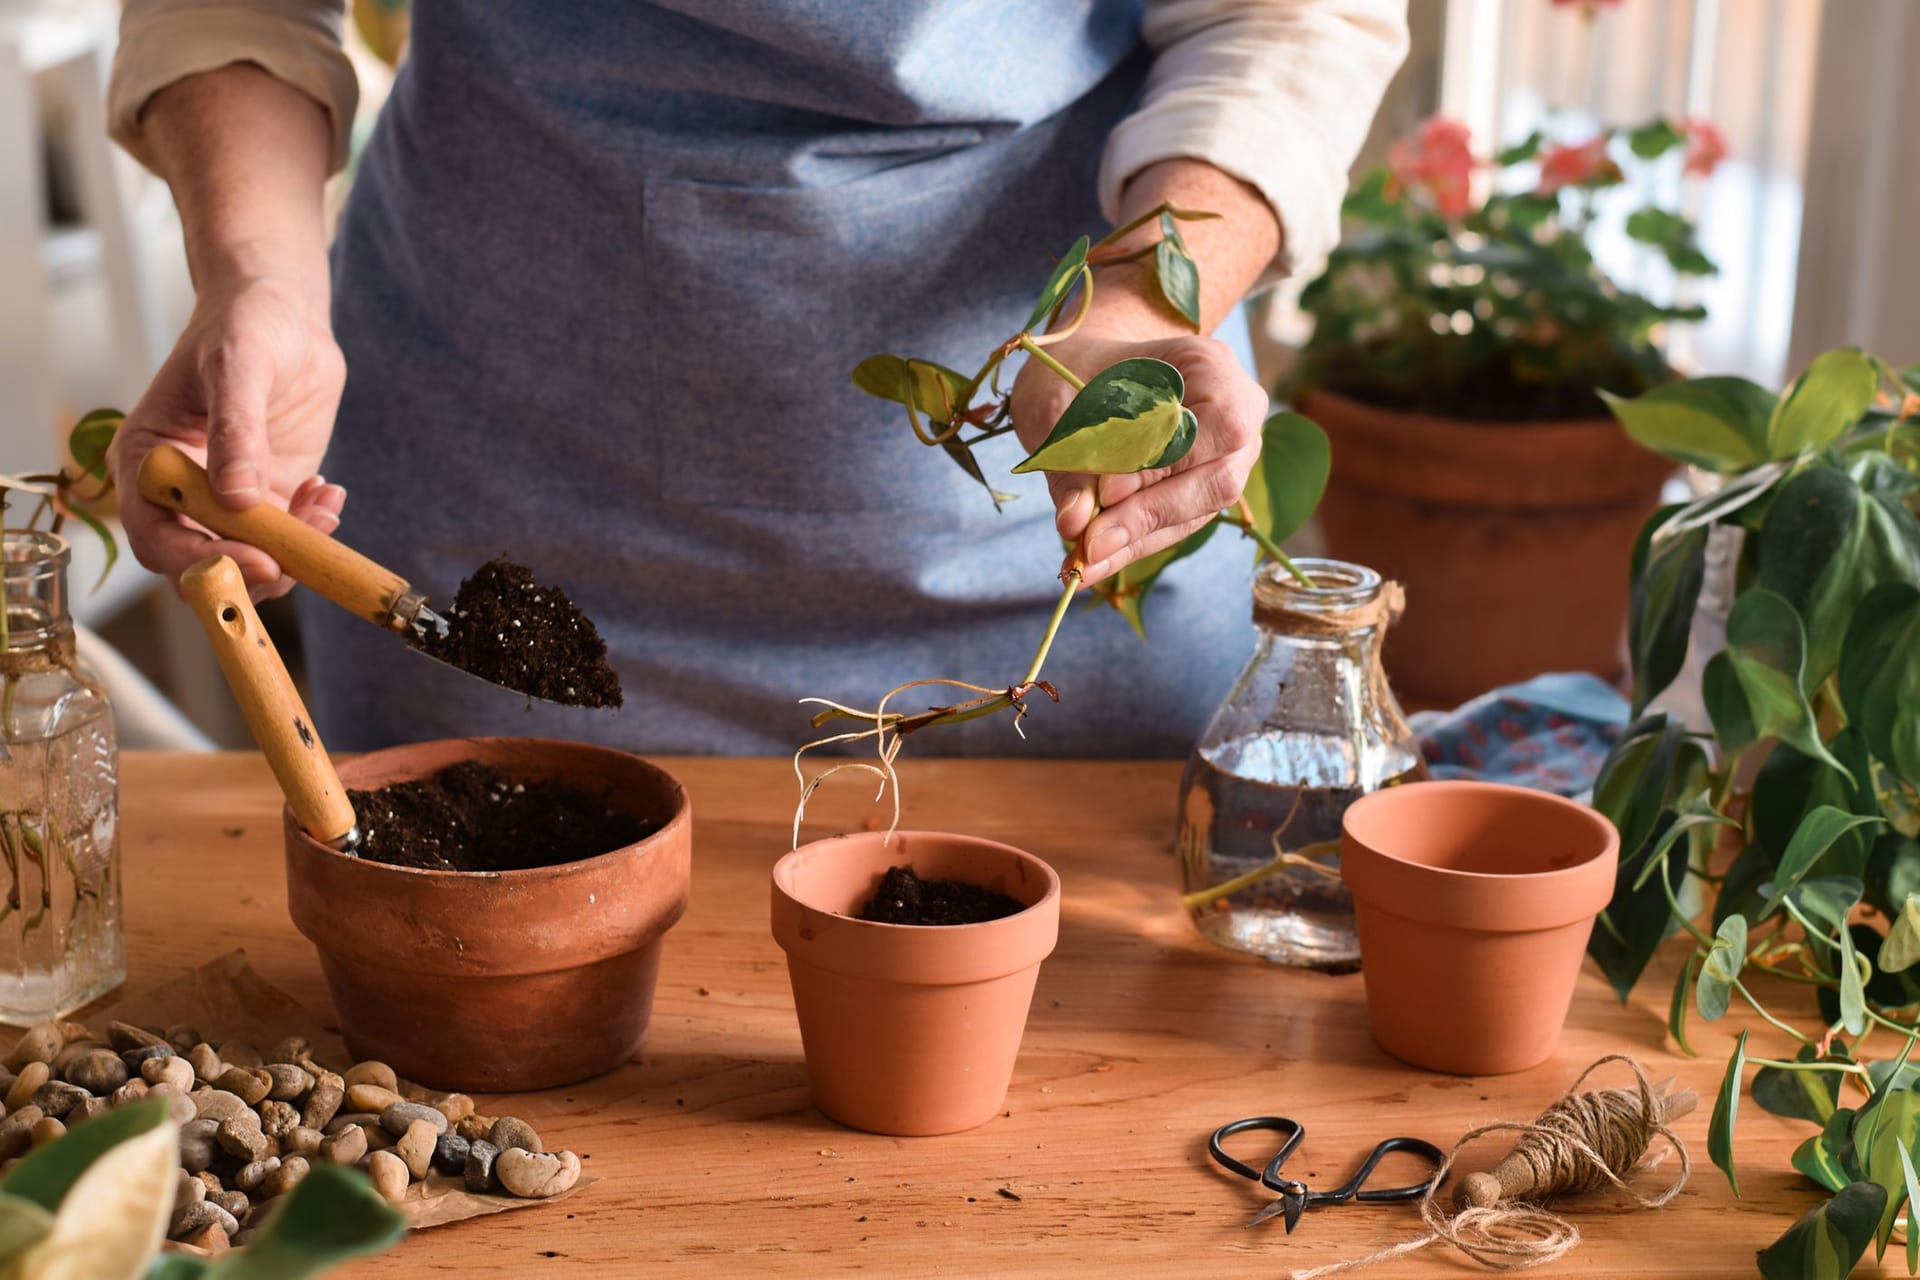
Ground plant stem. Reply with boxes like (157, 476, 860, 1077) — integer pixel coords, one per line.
(1017, 335, 1086, 393)
(1748, 1056, 1871, 1076)
(1733, 978, 1816, 1046)
(1225, 500, 1313, 588)
(1023, 572, 1080, 686)
(1657, 856, 1715, 946)
(1178, 839, 1342, 912)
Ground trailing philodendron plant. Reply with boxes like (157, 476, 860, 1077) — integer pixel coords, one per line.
(796, 209, 1330, 832)
(1590, 347, 1920, 1276)
(0, 1097, 402, 1278)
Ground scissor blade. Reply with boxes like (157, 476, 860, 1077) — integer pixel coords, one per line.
(1243, 1194, 1304, 1232)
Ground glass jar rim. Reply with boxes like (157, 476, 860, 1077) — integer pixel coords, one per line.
(2, 530, 71, 571)
(1256, 558, 1381, 608)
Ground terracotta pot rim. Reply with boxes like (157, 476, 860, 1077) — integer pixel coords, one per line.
(1344, 781, 1617, 885)
(772, 829, 1062, 932)
(285, 736, 691, 883)
(1298, 386, 1621, 433)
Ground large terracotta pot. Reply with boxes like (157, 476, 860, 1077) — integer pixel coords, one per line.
(771, 831, 1060, 1136)
(1302, 389, 1674, 707)
(284, 737, 691, 1092)
(1340, 781, 1618, 1075)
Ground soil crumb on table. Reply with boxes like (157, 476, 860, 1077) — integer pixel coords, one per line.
(350, 761, 652, 872)
(414, 557, 623, 708)
(857, 865, 1025, 926)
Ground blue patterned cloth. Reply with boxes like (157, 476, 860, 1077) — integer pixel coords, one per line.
(1407, 673, 1629, 798)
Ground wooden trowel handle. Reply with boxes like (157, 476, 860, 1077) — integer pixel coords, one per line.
(139, 444, 415, 630)
(179, 555, 358, 846)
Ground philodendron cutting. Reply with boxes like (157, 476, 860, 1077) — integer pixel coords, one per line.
(798, 208, 1331, 832)
(1587, 348, 1920, 1277)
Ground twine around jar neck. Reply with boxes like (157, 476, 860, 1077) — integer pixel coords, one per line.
(1251, 559, 1405, 638)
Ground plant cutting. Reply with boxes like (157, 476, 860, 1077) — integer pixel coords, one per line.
(799, 208, 1331, 832)
(1583, 347, 1920, 1276)
(1289, 112, 1726, 704)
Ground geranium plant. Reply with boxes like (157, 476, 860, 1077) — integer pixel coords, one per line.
(795, 211, 1330, 831)
(1293, 113, 1723, 420)
(1590, 346, 1920, 1275)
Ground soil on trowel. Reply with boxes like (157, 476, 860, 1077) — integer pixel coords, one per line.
(857, 865, 1026, 926)
(414, 557, 624, 708)
(350, 761, 652, 872)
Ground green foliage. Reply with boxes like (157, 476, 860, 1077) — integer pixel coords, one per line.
(0, 1098, 169, 1213)
(1594, 348, 1920, 1276)
(1012, 359, 1195, 475)
(1025, 237, 1090, 332)
(1294, 115, 1711, 422)
(149, 1166, 406, 1280)
(1240, 413, 1332, 555)
(1, 411, 124, 591)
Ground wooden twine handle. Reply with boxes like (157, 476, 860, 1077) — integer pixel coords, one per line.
(1457, 1088, 1699, 1208)
(139, 444, 415, 630)
(179, 555, 358, 846)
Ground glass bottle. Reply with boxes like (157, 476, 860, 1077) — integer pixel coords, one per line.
(0, 531, 122, 1021)
(1176, 558, 1423, 972)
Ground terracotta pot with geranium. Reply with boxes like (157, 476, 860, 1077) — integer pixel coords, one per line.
(1290, 108, 1728, 707)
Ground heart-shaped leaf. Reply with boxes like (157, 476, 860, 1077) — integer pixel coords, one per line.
(1628, 513, 1708, 713)
(1766, 807, 1886, 912)
(1839, 582, 1920, 787)
(850, 355, 971, 422)
(1754, 1043, 1851, 1124)
(1768, 348, 1879, 459)
(1628, 119, 1686, 158)
(1757, 1182, 1886, 1279)
(1026, 237, 1091, 332)
(1012, 358, 1195, 475)
(1839, 922, 1868, 1035)
(1710, 1030, 1749, 1196)
(1667, 951, 1699, 1055)
(1886, 897, 1920, 974)
(1793, 1109, 1859, 1194)
(1853, 1088, 1920, 1253)
(1154, 213, 1201, 331)
(1696, 913, 1747, 1021)
(14, 1118, 174, 1280)
(1241, 413, 1330, 560)
(66, 410, 121, 482)
(1601, 376, 1774, 472)
(1719, 590, 1853, 782)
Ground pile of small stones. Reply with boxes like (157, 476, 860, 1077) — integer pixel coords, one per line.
(0, 1019, 582, 1256)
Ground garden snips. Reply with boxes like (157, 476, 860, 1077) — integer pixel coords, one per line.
(1207, 1116, 1444, 1232)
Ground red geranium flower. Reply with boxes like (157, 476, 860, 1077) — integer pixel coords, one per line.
(1388, 117, 1476, 217)
(1682, 116, 1728, 177)
(1536, 136, 1619, 194)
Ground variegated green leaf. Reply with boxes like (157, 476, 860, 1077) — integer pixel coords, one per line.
(1721, 590, 1853, 782)
(1710, 1030, 1748, 1196)
(1667, 950, 1698, 1055)
(1886, 896, 1920, 974)
(1853, 1089, 1920, 1253)
(1154, 213, 1201, 330)
(1754, 1044, 1851, 1124)
(1012, 358, 1195, 475)
(1026, 237, 1091, 331)
(1794, 1109, 1858, 1193)
(850, 355, 971, 422)
(1757, 1182, 1886, 1280)
(1696, 913, 1747, 1021)
(1767, 348, 1879, 459)
(1901, 1143, 1920, 1273)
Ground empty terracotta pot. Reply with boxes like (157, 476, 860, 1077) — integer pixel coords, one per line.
(771, 831, 1060, 1136)
(1303, 389, 1674, 707)
(284, 737, 691, 1092)
(1340, 781, 1618, 1075)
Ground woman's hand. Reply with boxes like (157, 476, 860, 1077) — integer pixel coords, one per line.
(1008, 265, 1269, 585)
(108, 269, 347, 597)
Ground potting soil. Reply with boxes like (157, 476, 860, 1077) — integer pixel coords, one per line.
(350, 761, 651, 872)
(857, 865, 1025, 926)
(414, 557, 623, 707)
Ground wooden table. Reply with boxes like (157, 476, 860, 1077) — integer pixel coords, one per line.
(118, 753, 1841, 1277)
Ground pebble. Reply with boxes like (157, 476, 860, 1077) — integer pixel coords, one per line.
(396, 1118, 437, 1179)
(261, 1156, 309, 1199)
(285, 1125, 323, 1157)
(70, 1096, 108, 1126)
(455, 1113, 496, 1144)
(488, 1116, 542, 1154)
(108, 1079, 148, 1109)
(319, 1124, 367, 1166)
(216, 1114, 269, 1162)
(382, 1101, 447, 1137)
(463, 1139, 500, 1193)
(191, 1088, 250, 1124)
(302, 1073, 344, 1129)
(5, 1024, 61, 1070)
(182, 1222, 230, 1256)
(217, 1041, 263, 1070)
(233, 1158, 280, 1194)
(119, 1044, 172, 1072)
(28, 1117, 64, 1148)
(141, 1056, 194, 1093)
(29, 1082, 89, 1119)
(343, 1061, 398, 1092)
(495, 1148, 581, 1199)
(211, 1189, 249, 1222)
(173, 1169, 205, 1211)
(369, 1149, 409, 1204)
(179, 1118, 221, 1173)
(0, 1107, 41, 1161)
(432, 1132, 470, 1176)
(194, 1171, 224, 1194)
(258, 1100, 300, 1140)
(264, 1064, 313, 1102)
(170, 1199, 223, 1239)
(345, 1083, 400, 1114)
(107, 1021, 167, 1054)
(5, 1062, 49, 1112)
(323, 1112, 378, 1137)
(63, 1048, 128, 1095)
(188, 1044, 223, 1085)
(147, 1083, 198, 1126)
(430, 1092, 475, 1125)
(164, 1024, 203, 1055)
(268, 1036, 312, 1066)
(51, 1039, 111, 1075)
(214, 1067, 271, 1106)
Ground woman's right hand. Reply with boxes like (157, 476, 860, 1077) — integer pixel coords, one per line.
(108, 269, 349, 599)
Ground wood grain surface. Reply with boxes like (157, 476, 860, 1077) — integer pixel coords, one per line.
(107, 753, 1860, 1278)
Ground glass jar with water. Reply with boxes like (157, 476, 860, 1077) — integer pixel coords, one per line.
(0, 531, 122, 1021)
(1176, 558, 1422, 971)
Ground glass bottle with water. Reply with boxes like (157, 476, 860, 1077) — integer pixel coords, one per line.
(1177, 558, 1422, 971)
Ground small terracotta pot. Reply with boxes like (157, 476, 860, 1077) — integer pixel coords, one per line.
(1340, 781, 1619, 1075)
(1303, 389, 1674, 707)
(771, 831, 1060, 1136)
(284, 737, 691, 1092)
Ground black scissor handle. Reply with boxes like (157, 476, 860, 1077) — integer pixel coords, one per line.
(1208, 1116, 1303, 1183)
(1310, 1136, 1445, 1207)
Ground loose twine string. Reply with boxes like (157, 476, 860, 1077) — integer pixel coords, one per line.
(1290, 1055, 1690, 1280)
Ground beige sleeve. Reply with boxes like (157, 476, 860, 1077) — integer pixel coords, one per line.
(109, 0, 359, 174)
(1104, 0, 1410, 282)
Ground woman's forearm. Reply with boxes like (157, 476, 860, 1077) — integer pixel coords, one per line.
(141, 64, 334, 295)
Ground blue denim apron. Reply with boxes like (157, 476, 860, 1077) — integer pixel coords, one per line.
(302, 0, 1258, 756)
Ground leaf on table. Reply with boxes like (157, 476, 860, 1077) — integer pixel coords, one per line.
(1012, 358, 1195, 475)
(1720, 590, 1853, 781)
(1600, 376, 1774, 472)
(1839, 582, 1920, 787)
(1757, 1182, 1886, 1280)
(1754, 1043, 1851, 1125)
(1026, 236, 1091, 332)
(1709, 1030, 1748, 1196)
(1767, 348, 1879, 460)
(1695, 913, 1747, 1021)
(1793, 1109, 1860, 1194)
(1852, 1088, 1920, 1254)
